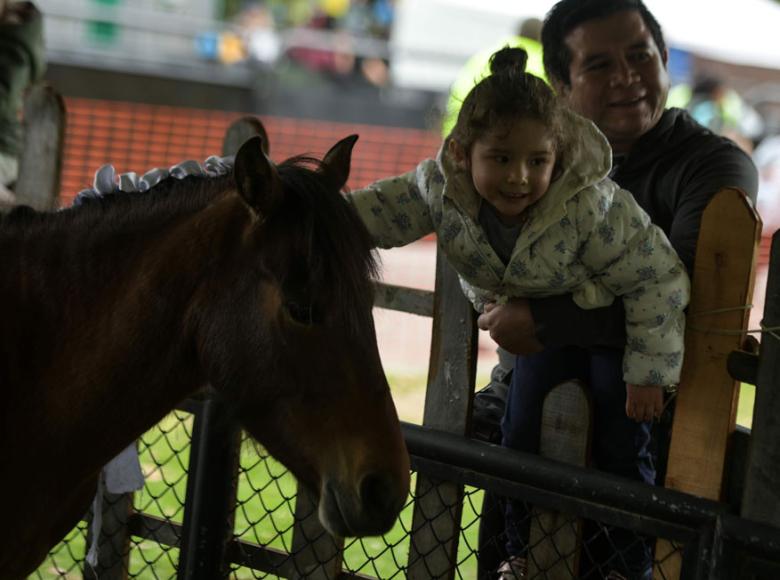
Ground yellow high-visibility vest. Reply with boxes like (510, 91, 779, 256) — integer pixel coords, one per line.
(442, 36, 546, 137)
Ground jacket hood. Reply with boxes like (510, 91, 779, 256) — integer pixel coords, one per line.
(438, 107, 613, 222)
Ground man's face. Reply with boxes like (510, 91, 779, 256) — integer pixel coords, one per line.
(557, 10, 670, 154)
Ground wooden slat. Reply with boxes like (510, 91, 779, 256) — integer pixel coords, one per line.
(222, 116, 271, 155)
(16, 83, 66, 210)
(528, 380, 591, 578)
(655, 188, 761, 579)
(84, 487, 133, 580)
(291, 489, 344, 580)
(373, 282, 434, 317)
(221, 115, 269, 156)
(406, 252, 478, 580)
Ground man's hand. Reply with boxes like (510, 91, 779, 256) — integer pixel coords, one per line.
(476, 299, 544, 355)
(625, 384, 664, 423)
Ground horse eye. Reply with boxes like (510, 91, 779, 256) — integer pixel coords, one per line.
(285, 300, 314, 325)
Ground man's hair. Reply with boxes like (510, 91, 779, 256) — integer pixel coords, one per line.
(541, 0, 666, 87)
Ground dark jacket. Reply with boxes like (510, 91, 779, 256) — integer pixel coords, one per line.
(0, 2, 46, 157)
(531, 107, 758, 348)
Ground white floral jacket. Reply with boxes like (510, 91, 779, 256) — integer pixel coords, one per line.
(348, 110, 690, 385)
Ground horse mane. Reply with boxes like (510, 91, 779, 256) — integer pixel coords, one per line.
(1, 154, 379, 332)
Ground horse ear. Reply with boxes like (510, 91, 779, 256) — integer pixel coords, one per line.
(322, 134, 358, 191)
(234, 135, 283, 217)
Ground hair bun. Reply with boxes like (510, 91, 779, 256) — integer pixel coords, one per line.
(489, 46, 528, 76)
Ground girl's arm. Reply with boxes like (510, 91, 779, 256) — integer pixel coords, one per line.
(346, 159, 439, 249)
(575, 184, 690, 388)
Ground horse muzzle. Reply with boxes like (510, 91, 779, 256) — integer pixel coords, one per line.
(318, 471, 407, 537)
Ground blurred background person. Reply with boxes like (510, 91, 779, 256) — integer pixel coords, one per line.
(0, 0, 45, 209)
(668, 74, 765, 153)
(441, 17, 546, 137)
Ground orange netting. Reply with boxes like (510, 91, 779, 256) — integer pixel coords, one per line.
(60, 97, 440, 205)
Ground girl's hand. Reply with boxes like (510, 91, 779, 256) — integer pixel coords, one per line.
(625, 384, 664, 423)
(477, 299, 544, 355)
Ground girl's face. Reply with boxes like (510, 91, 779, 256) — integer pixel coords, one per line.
(467, 118, 557, 225)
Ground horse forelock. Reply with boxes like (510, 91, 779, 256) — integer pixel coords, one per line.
(274, 157, 378, 334)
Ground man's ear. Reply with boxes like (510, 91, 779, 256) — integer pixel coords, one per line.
(661, 47, 669, 67)
(448, 139, 469, 170)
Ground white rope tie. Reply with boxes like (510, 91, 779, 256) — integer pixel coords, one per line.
(686, 304, 780, 338)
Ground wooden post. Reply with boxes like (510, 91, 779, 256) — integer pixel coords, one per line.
(406, 252, 479, 580)
(15, 83, 66, 210)
(290, 490, 344, 579)
(84, 483, 134, 580)
(221, 115, 269, 157)
(742, 231, 780, 527)
(177, 120, 269, 579)
(224, 115, 347, 578)
(655, 188, 761, 578)
(528, 381, 591, 577)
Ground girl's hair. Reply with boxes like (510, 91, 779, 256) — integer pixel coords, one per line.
(450, 47, 566, 160)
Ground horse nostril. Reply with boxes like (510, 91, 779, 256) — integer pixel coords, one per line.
(359, 472, 400, 517)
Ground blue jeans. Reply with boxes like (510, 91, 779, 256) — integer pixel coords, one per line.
(502, 345, 654, 579)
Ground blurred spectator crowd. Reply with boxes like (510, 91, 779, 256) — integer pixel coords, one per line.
(669, 76, 780, 239)
(195, 2, 780, 249)
(199, 0, 394, 87)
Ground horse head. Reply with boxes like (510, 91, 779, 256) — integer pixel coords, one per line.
(194, 135, 410, 537)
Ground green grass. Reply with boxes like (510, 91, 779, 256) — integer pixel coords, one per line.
(737, 383, 756, 428)
(34, 382, 758, 578)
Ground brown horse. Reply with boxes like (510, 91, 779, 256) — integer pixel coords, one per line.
(0, 135, 410, 578)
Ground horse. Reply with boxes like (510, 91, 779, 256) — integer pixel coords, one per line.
(0, 135, 410, 578)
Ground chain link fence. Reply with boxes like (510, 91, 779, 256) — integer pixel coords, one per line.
(32, 408, 780, 579)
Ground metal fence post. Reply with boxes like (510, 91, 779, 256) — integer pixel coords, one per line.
(178, 394, 241, 580)
(742, 230, 780, 527)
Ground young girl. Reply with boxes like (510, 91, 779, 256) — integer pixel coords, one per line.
(347, 47, 688, 578)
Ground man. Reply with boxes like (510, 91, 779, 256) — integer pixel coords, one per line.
(476, 1, 758, 578)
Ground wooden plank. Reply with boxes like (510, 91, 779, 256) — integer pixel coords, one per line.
(290, 488, 344, 579)
(407, 252, 478, 580)
(655, 188, 760, 579)
(222, 115, 269, 156)
(84, 487, 133, 580)
(528, 380, 591, 578)
(373, 282, 434, 317)
(15, 83, 66, 210)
